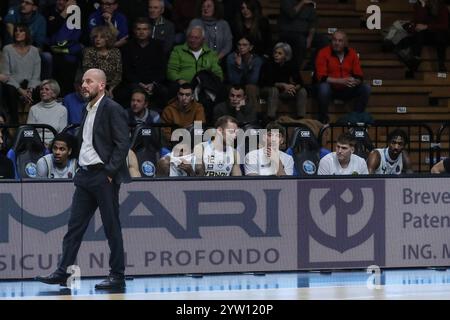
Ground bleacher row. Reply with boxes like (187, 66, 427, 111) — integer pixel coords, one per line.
(3, 0, 450, 126)
(259, 0, 450, 124)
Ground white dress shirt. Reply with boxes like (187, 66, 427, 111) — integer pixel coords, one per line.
(78, 95, 105, 166)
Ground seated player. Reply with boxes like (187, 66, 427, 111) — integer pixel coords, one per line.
(318, 132, 368, 175)
(36, 133, 77, 179)
(194, 115, 242, 177)
(156, 142, 197, 177)
(366, 129, 413, 174)
(244, 122, 294, 176)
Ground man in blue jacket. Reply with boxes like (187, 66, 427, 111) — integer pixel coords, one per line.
(4, 0, 47, 48)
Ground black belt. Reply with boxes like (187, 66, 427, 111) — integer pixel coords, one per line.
(82, 163, 104, 171)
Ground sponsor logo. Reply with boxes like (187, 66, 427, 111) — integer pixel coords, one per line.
(300, 131, 311, 138)
(0, 188, 281, 243)
(23, 130, 34, 138)
(298, 180, 385, 268)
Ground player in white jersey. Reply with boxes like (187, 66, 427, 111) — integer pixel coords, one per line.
(367, 129, 413, 174)
(245, 122, 294, 176)
(36, 133, 78, 179)
(156, 142, 197, 177)
(318, 132, 368, 175)
(194, 116, 242, 177)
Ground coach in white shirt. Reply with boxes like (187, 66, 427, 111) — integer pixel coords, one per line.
(318, 132, 368, 175)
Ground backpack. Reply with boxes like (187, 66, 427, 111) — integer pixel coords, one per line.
(382, 20, 414, 47)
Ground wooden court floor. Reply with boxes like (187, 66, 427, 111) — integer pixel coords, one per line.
(1, 269, 450, 300)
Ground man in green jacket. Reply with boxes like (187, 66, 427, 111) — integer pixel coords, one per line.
(167, 25, 223, 85)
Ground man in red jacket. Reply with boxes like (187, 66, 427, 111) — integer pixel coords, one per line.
(315, 31, 371, 124)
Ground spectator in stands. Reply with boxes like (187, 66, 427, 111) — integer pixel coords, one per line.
(431, 158, 450, 173)
(27, 79, 67, 145)
(43, 0, 82, 96)
(171, 0, 197, 44)
(189, 0, 233, 60)
(62, 76, 84, 126)
(318, 132, 368, 175)
(193, 115, 242, 176)
(278, 0, 328, 70)
(315, 30, 371, 124)
(36, 132, 77, 178)
(117, 17, 167, 110)
(232, 0, 271, 58)
(213, 85, 256, 124)
(244, 121, 294, 176)
(410, 0, 449, 73)
(0, 128, 15, 179)
(87, 0, 129, 47)
(226, 35, 263, 110)
(128, 88, 160, 127)
(366, 129, 413, 174)
(148, 0, 175, 54)
(82, 26, 122, 99)
(2, 23, 41, 124)
(167, 25, 223, 85)
(161, 83, 206, 144)
(3, 0, 47, 48)
(260, 42, 307, 121)
(156, 141, 197, 176)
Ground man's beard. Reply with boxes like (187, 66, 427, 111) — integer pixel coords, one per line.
(82, 91, 97, 102)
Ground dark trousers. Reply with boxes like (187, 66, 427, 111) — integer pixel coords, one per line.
(316, 82, 371, 122)
(56, 167, 125, 278)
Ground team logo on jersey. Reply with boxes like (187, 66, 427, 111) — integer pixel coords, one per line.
(302, 160, 316, 175)
(25, 163, 37, 178)
(207, 164, 214, 170)
(141, 161, 155, 177)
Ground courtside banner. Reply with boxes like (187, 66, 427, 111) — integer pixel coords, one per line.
(0, 182, 22, 279)
(2, 177, 450, 279)
(385, 178, 450, 267)
(3, 180, 298, 278)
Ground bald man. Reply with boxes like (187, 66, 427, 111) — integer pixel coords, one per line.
(315, 30, 371, 124)
(36, 69, 131, 290)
